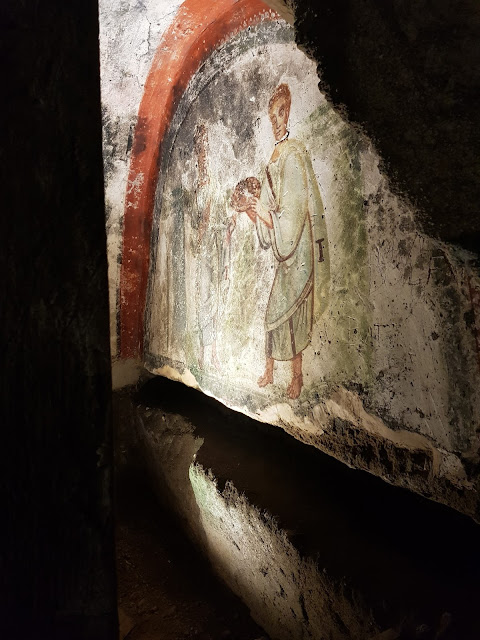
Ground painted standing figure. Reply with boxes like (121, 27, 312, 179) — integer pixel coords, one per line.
(243, 84, 330, 399)
(192, 124, 223, 370)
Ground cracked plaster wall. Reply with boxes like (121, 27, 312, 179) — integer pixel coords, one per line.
(100, 0, 184, 357)
(100, 1, 480, 518)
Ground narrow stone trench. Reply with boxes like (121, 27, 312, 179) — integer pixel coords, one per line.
(115, 378, 480, 640)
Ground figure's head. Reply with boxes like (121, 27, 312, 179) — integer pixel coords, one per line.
(268, 84, 291, 142)
(230, 177, 261, 212)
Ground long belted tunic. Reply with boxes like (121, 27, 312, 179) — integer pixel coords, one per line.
(256, 138, 329, 361)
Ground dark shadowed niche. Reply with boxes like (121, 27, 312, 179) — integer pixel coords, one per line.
(292, 0, 480, 252)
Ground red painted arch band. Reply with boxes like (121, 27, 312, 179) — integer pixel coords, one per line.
(119, 0, 277, 358)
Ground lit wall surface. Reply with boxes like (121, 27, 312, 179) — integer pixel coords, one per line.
(101, 0, 480, 518)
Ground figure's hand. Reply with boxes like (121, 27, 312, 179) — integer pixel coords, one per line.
(246, 195, 258, 223)
(234, 198, 249, 213)
(231, 192, 251, 213)
(247, 196, 272, 228)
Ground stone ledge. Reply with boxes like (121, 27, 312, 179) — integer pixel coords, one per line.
(114, 381, 480, 639)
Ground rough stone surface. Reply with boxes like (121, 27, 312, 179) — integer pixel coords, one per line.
(1, 1, 116, 637)
(115, 380, 480, 640)
(290, 0, 480, 252)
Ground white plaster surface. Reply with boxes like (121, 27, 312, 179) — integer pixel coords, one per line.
(99, 0, 183, 357)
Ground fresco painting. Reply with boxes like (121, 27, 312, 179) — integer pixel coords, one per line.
(107, 4, 480, 518)
(231, 83, 330, 399)
(145, 22, 370, 411)
(191, 123, 225, 371)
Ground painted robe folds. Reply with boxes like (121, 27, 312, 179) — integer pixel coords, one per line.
(256, 139, 330, 361)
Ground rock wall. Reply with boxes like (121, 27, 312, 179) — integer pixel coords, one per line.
(2, 1, 116, 636)
(291, 0, 480, 252)
(100, 0, 480, 518)
(114, 380, 480, 639)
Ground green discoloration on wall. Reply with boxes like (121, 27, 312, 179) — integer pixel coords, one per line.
(138, 15, 480, 517)
(300, 105, 371, 386)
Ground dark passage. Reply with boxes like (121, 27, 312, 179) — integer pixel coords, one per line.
(117, 377, 480, 639)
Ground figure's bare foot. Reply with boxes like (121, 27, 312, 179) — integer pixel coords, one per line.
(287, 374, 303, 399)
(257, 371, 274, 387)
(257, 357, 274, 387)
